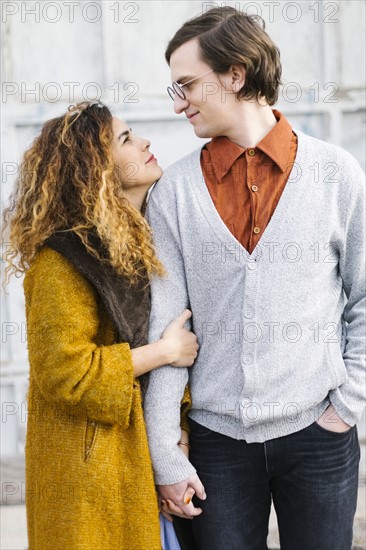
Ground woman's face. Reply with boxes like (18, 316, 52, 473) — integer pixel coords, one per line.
(111, 117, 163, 192)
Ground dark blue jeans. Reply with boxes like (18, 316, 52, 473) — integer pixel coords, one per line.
(188, 418, 360, 550)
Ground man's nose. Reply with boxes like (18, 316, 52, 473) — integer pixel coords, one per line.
(174, 94, 189, 114)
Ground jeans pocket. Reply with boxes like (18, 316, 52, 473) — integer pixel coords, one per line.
(313, 421, 353, 437)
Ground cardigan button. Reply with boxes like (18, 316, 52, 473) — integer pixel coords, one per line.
(241, 354, 253, 365)
(244, 308, 255, 319)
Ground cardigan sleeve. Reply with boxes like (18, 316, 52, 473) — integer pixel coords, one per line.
(143, 173, 197, 485)
(329, 154, 366, 425)
(24, 247, 136, 428)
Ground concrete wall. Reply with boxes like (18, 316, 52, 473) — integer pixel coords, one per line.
(1, 0, 365, 456)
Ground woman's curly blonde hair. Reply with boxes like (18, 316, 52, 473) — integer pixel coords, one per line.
(2, 101, 165, 286)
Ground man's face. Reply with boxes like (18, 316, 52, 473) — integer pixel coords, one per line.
(169, 38, 237, 139)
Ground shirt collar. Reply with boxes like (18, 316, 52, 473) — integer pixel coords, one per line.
(202, 136, 245, 182)
(203, 110, 293, 181)
(256, 110, 293, 173)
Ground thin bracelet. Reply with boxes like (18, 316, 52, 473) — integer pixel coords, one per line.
(178, 441, 191, 449)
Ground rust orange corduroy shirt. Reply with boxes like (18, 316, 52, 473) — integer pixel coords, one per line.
(201, 110, 298, 253)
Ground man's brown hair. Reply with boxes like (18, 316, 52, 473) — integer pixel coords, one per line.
(165, 6, 282, 106)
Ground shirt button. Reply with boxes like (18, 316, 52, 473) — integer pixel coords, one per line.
(248, 149, 256, 156)
(251, 185, 258, 192)
(253, 227, 261, 234)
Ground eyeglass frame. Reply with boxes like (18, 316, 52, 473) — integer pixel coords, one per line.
(167, 69, 214, 101)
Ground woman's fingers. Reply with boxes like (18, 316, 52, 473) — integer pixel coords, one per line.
(160, 500, 174, 522)
(182, 485, 195, 505)
(166, 499, 194, 520)
(174, 309, 192, 326)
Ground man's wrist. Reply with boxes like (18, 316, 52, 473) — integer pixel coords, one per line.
(317, 404, 352, 432)
(153, 448, 197, 485)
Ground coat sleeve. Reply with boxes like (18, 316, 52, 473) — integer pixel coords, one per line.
(180, 385, 192, 434)
(24, 248, 136, 428)
(143, 174, 197, 485)
(329, 154, 366, 425)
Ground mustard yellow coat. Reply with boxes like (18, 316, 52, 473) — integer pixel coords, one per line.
(23, 247, 162, 550)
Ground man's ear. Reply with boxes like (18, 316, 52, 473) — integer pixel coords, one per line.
(231, 65, 246, 92)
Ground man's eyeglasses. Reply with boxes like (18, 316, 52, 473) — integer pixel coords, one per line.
(167, 69, 214, 101)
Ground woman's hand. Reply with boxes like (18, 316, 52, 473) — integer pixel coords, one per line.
(161, 309, 199, 367)
(131, 310, 198, 376)
(159, 473, 205, 522)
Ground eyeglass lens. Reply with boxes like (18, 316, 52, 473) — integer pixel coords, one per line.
(167, 82, 186, 101)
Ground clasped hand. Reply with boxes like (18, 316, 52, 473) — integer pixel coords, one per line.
(159, 473, 206, 522)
